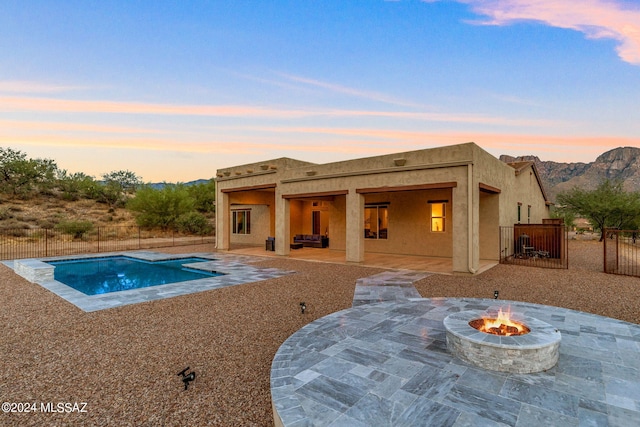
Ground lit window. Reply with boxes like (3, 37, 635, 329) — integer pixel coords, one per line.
(364, 205, 388, 239)
(430, 203, 445, 232)
(232, 210, 251, 234)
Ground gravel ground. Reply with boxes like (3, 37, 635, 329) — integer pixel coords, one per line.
(1, 239, 638, 426)
(415, 238, 640, 325)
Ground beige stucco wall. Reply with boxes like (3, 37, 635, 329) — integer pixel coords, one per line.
(229, 204, 270, 246)
(362, 189, 453, 257)
(215, 142, 550, 273)
(479, 192, 500, 260)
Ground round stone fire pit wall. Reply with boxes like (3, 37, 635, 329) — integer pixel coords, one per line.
(444, 310, 561, 374)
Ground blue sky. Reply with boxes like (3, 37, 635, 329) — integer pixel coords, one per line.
(1, 0, 639, 182)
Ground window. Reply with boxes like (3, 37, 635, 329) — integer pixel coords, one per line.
(364, 205, 388, 239)
(430, 202, 446, 232)
(517, 203, 522, 223)
(232, 210, 251, 234)
(527, 205, 531, 224)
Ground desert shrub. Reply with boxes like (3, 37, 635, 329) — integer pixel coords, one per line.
(4, 228, 29, 237)
(0, 207, 12, 220)
(186, 180, 216, 213)
(0, 219, 31, 237)
(127, 184, 194, 230)
(55, 219, 94, 239)
(175, 212, 213, 235)
(0, 218, 31, 229)
(36, 219, 56, 229)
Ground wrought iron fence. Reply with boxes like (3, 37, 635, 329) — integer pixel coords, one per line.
(603, 228, 640, 277)
(0, 226, 215, 260)
(499, 224, 568, 269)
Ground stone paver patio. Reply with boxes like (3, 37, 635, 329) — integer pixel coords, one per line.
(271, 274, 640, 426)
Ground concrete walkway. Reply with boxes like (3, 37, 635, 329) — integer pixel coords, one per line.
(352, 270, 431, 307)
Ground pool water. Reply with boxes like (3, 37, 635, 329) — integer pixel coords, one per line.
(48, 256, 221, 295)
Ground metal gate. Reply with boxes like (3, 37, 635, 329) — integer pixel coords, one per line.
(499, 224, 568, 269)
(603, 228, 640, 277)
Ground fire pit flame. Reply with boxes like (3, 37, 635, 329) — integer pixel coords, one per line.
(469, 307, 530, 336)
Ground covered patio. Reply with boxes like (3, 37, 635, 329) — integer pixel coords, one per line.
(225, 245, 497, 274)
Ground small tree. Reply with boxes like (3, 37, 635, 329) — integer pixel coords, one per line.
(126, 184, 194, 230)
(557, 180, 640, 241)
(100, 170, 142, 207)
(57, 170, 98, 201)
(55, 219, 94, 239)
(550, 205, 576, 229)
(0, 147, 58, 198)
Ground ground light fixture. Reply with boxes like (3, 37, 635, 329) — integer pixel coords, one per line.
(494, 290, 499, 299)
(300, 302, 306, 314)
(177, 367, 196, 390)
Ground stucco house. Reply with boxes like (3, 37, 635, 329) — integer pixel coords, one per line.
(215, 142, 550, 274)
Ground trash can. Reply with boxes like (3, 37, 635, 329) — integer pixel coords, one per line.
(265, 237, 275, 251)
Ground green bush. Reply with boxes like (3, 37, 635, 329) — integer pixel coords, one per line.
(175, 212, 213, 235)
(55, 219, 94, 239)
(127, 184, 194, 230)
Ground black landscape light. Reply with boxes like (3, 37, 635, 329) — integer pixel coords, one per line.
(300, 302, 306, 314)
(177, 367, 196, 390)
(494, 290, 499, 299)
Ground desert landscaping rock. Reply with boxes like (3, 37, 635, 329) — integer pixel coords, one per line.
(1, 239, 639, 426)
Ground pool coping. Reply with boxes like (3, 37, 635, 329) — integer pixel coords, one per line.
(4, 251, 295, 312)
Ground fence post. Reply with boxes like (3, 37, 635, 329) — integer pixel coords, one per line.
(604, 228, 608, 273)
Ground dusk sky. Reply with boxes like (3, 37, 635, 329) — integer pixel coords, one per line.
(2, 0, 639, 182)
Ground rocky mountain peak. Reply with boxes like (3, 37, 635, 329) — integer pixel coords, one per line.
(501, 147, 640, 201)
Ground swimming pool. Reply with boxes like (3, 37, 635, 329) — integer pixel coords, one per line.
(48, 256, 222, 295)
(7, 251, 294, 312)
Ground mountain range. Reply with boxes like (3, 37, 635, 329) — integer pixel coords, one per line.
(500, 147, 640, 202)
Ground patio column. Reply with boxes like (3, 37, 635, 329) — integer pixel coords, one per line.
(345, 191, 364, 263)
(452, 164, 479, 273)
(275, 194, 291, 256)
(217, 191, 230, 250)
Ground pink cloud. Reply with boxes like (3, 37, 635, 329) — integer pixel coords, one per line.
(0, 119, 161, 135)
(3, 126, 636, 166)
(0, 96, 555, 127)
(0, 96, 310, 118)
(276, 73, 425, 108)
(0, 80, 89, 94)
(452, 0, 640, 65)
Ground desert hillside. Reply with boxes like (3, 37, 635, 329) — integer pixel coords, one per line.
(0, 196, 135, 231)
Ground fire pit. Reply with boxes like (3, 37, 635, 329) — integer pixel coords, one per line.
(468, 307, 530, 336)
(444, 308, 561, 374)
